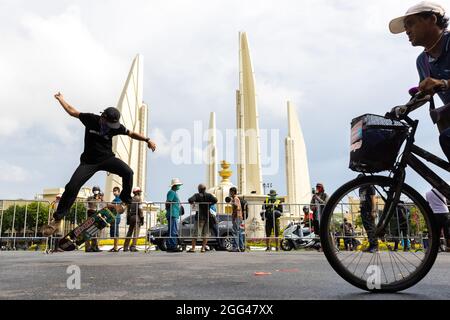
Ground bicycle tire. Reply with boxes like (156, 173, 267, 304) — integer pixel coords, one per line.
(320, 175, 440, 292)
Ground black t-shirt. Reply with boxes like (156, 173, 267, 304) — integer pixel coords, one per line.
(359, 185, 376, 211)
(79, 113, 129, 164)
(188, 192, 218, 221)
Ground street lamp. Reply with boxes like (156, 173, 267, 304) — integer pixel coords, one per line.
(263, 183, 273, 195)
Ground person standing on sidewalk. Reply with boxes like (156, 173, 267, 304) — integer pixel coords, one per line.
(261, 190, 283, 251)
(187, 184, 218, 253)
(310, 183, 329, 236)
(359, 179, 379, 253)
(43, 92, 156, 237)
(109, 187, 124, 252)
(229, 187, 244, 252)
(123, 187, 144, 252)
(426, 188, 450, 252)
(166, 179, 184, 253)
(85, 186, 102, 252)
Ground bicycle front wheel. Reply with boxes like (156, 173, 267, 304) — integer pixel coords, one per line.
(320, 175, 439, 292)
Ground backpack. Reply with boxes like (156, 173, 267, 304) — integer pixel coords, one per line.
(239, 197, 249, 220)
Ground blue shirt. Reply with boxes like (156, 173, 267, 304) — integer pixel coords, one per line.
(166, 190, 181, 218)
(417, 32, 450, 104)
(113, 195, 121, 204)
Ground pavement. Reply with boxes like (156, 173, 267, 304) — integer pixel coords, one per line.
(1, 250, 450, 300)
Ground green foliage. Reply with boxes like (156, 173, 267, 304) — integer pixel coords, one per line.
(0, 202, 50, 235)
(157, 210, 168, 225)
(65, 202, 89, 224)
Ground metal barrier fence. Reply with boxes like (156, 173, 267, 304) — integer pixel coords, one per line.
(0, 198, 443, 252)
(0, 200, 52, 251)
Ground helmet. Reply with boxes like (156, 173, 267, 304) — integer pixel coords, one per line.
(133, 187, 142, 194)
(303, 206, 309, 212)
(92, 186, 101, 195)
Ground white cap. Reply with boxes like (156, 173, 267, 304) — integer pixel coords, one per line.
(170, 178, 183, 187)
(389, 1, 446, 34)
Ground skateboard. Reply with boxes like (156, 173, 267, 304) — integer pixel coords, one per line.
(58, 208, 116, 251)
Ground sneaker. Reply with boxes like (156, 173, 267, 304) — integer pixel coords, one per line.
(130, 246, 139, 252)
(42, 220, 62, 237)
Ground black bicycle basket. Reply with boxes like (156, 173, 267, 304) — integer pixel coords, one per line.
(349, 114, 409, 173)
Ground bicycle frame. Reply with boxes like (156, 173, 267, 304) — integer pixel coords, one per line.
(375, 115, 450, 236)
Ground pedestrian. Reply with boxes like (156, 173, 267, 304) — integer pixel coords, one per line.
(188, 184, 218, 253)
(165, 178, 184, 253)
(109, 187, 124, 252)
(261, 190, 283, 251)
(389, 202, 410, 252)
(340, 218, 356, 251)
(85, 186, 102, 252)
(310, 183, 329, 236)
(359, 179, 378, 253)
(123, 187, 144, 252)
(42, 92, 156, 237)
(229, 187, 245, 252)
(302, 206, 313, 229)
(426, 188, 450, 252)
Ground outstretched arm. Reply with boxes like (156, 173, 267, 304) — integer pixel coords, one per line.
(127, 131, 157, 152)
(54, 92, 80, 118)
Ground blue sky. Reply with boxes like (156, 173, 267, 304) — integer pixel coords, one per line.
(1, 0, 448, 203)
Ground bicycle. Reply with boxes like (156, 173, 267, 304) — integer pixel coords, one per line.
(320, 89, 448, 292)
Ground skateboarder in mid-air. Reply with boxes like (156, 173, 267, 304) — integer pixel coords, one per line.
(43, 92, 156, 237)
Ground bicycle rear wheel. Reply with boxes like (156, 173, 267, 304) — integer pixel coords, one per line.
(320, 175, 439, 292)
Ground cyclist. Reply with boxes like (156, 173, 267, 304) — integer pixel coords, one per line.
(390, 2, 450, 158)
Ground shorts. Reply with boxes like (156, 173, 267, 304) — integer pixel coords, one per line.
(194, 220, 210, 238)
(265, 220, 279, 238)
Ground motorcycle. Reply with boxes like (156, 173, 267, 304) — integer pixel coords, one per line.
(280, 221, 321, 251)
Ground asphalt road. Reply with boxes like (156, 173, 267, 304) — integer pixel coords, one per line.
(1, 251, 450, 300)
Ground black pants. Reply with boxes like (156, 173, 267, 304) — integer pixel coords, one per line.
(54, 157, 133, 220)
(435, 213, 450, 240)
(361, 208, 377, 247)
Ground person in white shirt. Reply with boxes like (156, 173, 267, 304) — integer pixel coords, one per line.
(426, 188, 450, 251)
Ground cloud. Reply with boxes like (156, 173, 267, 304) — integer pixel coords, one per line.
(0, 161, 27, 182)
(0, 5, 129, 144)
(1, 0, 443, 201)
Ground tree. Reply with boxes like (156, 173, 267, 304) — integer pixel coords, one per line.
(0, 202, 50, 235)
(157, 210, 168, 225)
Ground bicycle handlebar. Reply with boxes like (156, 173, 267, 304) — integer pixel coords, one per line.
(385, 86, 445, 121)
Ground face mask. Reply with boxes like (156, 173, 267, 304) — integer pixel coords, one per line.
(93, 191, 99, 195)
(175, 185, 181, 191)
(99, 118, 111, 136)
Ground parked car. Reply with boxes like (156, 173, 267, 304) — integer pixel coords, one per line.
(148, 214, 235, 251)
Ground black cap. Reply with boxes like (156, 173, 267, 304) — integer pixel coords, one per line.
(102, 107, 121, 129)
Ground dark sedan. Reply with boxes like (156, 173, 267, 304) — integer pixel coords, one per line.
(147, 214, 235, 251)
